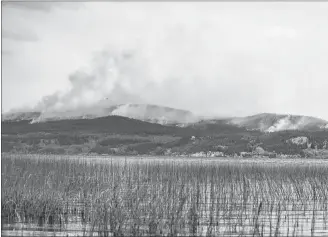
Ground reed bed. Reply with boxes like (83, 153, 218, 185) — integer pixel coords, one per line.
(2, 154, 328, 236)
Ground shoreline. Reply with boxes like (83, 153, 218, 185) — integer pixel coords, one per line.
(2, 152, 328, 162)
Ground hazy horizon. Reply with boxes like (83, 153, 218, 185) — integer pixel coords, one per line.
(2, 2, 328, 120)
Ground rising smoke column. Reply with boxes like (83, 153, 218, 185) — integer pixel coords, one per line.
(34, 49, 145, 115)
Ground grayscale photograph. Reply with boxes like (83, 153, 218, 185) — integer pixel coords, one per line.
(1, 1, 328, 236)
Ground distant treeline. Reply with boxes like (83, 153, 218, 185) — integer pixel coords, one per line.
(2, 116, 328, 156)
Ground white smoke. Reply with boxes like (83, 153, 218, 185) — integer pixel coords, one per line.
(26, 48, 205, 123)
(266, 115, 321, 132)
(288, 136, 309, 146)
(110, 104, 149, 119)
(34, 50, 146, 116)
(27, 44, 236, 121)
(267, 116, 294, 132)
(110, 104, 198, 124)
(321, 124, 328, 129)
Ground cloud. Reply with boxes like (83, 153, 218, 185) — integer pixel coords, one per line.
(2, 29, 38, 42)
(1, 50, 13, 56)
(2, 2, 84, 12)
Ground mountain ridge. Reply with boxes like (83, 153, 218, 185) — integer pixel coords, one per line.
(2, 114, 328, 157)
(2, 104, 199, 125)
(226, 113, 328, 132)
(2, 104, 328, 132)
(2, 110, 328, 157)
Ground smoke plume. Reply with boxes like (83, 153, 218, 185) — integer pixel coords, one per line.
(34, 50, 146, 114)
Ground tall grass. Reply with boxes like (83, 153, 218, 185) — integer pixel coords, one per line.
(2, 154, 328, 236)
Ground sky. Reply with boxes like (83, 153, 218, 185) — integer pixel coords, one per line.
(2, 2, 328, 119)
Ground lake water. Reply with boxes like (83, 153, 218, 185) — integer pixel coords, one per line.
(2, 154, 328, 236)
